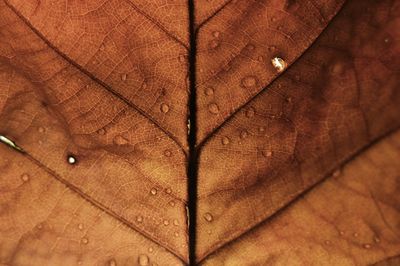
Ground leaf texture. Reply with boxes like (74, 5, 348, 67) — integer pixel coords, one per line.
(0, 0, 399, 265)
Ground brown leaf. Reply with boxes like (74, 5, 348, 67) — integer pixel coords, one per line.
(0, 0, 399, 265)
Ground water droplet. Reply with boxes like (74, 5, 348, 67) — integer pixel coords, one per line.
(208, 103, 220, 114)
(262, 150, 272, 157)
(353, 232, 359, 237)
(97, 128, 106, 135)
(81, 237, 89, 245)
(169, 201, 175, 207)
(209, 40, 219, 49)
(38, 127, 45, 133)
(164, 150, 171, 157)
(114, 135, 128, 145)
(138, 254, 149, 266)
(271, 57, 287, 72)
(148, 247, 154, 253)
(160, 103, 170, 113)
(363, 244, 371, 249)
(245, 107, 255, 118)
(21, 173, 30, 182)
(204, 87, 214, 96)
(67, 155, 77, 165)
(339, 231, 345, 236)
(212, 31, 220, 38)
(165, 188, 172, 194)
(174, 232, 179, 237)
(204, 212, 213, 222)
(163, 220, 169, 226)
(240, 130, 248, 139)
(121, 73, 127, 81)
(78, 223, 84, 230)
(136, 216, 143, 223)
(150, 188, 157, 195)
(324, 240, 331, 245)
(108, 259, 117, 266)
(173, 219, 179, 226)
(241, 76, 258, 88)
(221, 136, 230, 145)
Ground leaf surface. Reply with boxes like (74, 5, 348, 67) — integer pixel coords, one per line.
(0, 0, 399, 265)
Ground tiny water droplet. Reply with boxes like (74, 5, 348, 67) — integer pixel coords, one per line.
(241, 76, 258, 88)
(271, 57, 287, 72)
(67, 155, 77, 165)
(121, 73, 127, 81)
(339, 231, 345, 236)
(97, 128, 106, 135)
(208, 103, 220, 114)
(173, 219, 179, 226)
(258, 127, 265, 133)
(160, 103, 170, 113)
(204, 212, 213, 222)
(38, 127, 45, 133)
(78, 223, 84, 230)
(21, 173, 30, 182)
(262, 150, 272, 157)
(353, 232, 359, 237)
(108, 259, 117, 266)
(245, 107, 255, 118)
(324, 240, 331, 245)
(136, 216, 143, 223)
(204, 87, 214, 96)
(81, 237, 89, 245)
(138, 254, 149, 266)
(221, 136, 230, 145)
(240, 130, 248, 139)
(363, 244, 371, 249)
(163, 220, 169, 226)
(174, 232, 179, 237)
(150, 188, 157, 195)
(169, 201, 175, 207)
(165, 188, 172, 194)
(209, 40, 219, 49)
(164, 150, 172, 157)
(212, 31, 220, 38)
(114, 135, 128, 145)
(148, 247, 154, 253)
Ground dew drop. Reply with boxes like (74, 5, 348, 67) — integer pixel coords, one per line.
(204, 87, 214, 96)
(240, 130, 248, 139)
(221, 136, 230, 145)
(241, 76, 258, 88)
(136, 216, 143, 223)
(245, 107, 255, 118)
(138, 254, 149, 266)
(38, 127, 45, 133)
(163, 220, 169, 226)
(173, 219, 179, 226)
(97, 128, 106, 135)
(324, 240, 331, 245)
(339, 231, 345, 236)
(78, 223, 84, 230)
(81, 237, 89, 245)
(353, 232, 359, 237)
(262, 150, 272, 157)
(212, 31, 220, 38)
(204, 212, 213, 222)
(160, 103, 170, 113)
(209, 40, 219, 49)
(21, 173, 30, 182)
(271, 57, 287, 72)
(174, 232, 179, 237)
(108, 259, 117, 266)
(169, 201, 176, 207)
(121, 73, 127, 81)
(148, 247, 154, 253)
(165, 188, 172, 194)
(164, 150, 172, 157)
(208, 103, 220, 114)
(67, 155, 77, 165)
(150, 188, 157, 195)
(114, 135, 128, 145)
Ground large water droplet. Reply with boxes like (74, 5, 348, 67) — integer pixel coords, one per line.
(114, 135, 128, 145)
(271, 57, 287, 72)
(160, 103, 170, 113)
(204, 212, 213, 222)
(208, 103, 220, 114)
(221, 136, 230, 145)
(138, 254, 149, 266)
(21, 173, 30, 182)
(241, 76, 257, 88)
(67, 155, 77, 165)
